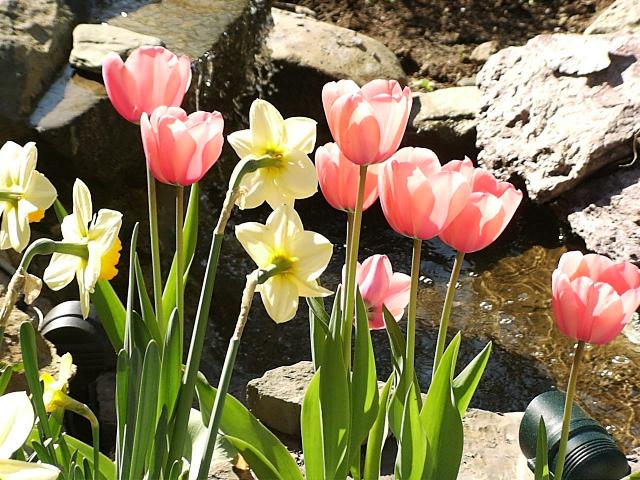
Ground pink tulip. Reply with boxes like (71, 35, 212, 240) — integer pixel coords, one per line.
(552, 251, 640, 344)
(322, 79, 411, 165)
(315, 142, 379, 212)
(378, 147, 471, 240)
(439, 158, 523, 253)
(103, 46, 192, 123)
(140, 106, 224, 186)
(356, 255, 410, 330)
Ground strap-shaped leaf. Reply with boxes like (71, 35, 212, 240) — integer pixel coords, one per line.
(452, 341, 492, 417)
(0, 365, 12, 396)
(134, 253, 160, 344)
(534, 417, 549, 480)
(363, 377, 393, 480)
(159, 309, 181, 419)
(301, 370, 324, 479)
(395, 383, 428, 480)
(195, 373, 302, 480)
(307, 296, 330, 371)
(63, 434, 116, 480)
(421, 332, 464, 480)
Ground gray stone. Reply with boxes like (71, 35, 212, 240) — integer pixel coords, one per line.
(0, 0, 75, 139)
(246, 362, 531, 479)
(585, 0, 640, 35)
(470, 40, 499, 63)
(69, 23, 164, 73)
(266, 7, 406, 121)
(405, 86, 481, 161)
(556, 162, 640, 265)
(476, 33, 640, 203)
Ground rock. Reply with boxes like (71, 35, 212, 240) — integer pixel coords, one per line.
(266, 7, 406, 121)
(629, 447, 640, 473)
(476, 34, 640, 203)
(0, 0, 75, 139)
(470, 40, 499, 63)
(555, 163, 640, 264)
(404, 86, 481, 161)
(585, 0, 640, 35)
(246, 362, 532, 479)
(69, 23, 164, 73)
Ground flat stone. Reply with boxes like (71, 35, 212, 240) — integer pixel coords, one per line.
(470, 40, 499, 63)
(69, 23, 164, 73)
(246, 361, 531, 479)
(556, 163, 640, 264)
(585, 0, 640, 35)
(0, 0, 75, 139)
(404, 86, 481, 161)
(266, 7, 406, 122)
(476, 33, 640, 203)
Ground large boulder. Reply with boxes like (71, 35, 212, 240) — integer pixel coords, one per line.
(266, 7, 406, 123)
(476, 33, 640, 203)
(0, 0, 75, 140)
(585, 0, 640, 35)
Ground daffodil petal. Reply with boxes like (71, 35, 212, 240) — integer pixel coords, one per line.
(77, 261, 91, 319)
(274, 150, 318, 199)
(236, 170, 267, 210)
(263, 182, 291, 210)
(72, 179, 93, 237)
(290, 276, 333, 297)
(227, 129, 254, 159)
(0, 392, 34, 459)
(235, 222, 273, 268)
(290, 231, 333, 281)
(266, 204, 303, 249)
(284, 117, 317, 153)
(23, 171, 57, 211)
(260, 276, 299, 323)
(13, 142, 37, 188)
(6, 206, 29, 253)
(0, 459, 61, 480)
(43, 253, 81, 291)
(60, 213, 84, 243)
(250, 99, 286, 151)
(89, 209, 123, 253)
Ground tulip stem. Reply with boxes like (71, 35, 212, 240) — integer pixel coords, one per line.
(146, 169, 165, 334)
(176, 185, 185, 356)
(197, 269, 262, 480)
(342, 165, 368, 372)
(554, 340, 586, 480)
(343, 211, 354, 320)
(433, 250, 465, 377)
(406, 238, 422, 382)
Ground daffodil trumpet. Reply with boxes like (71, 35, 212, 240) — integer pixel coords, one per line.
(432, 250, 465, 376)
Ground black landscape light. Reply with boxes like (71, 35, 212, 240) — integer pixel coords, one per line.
(519, 391, 630, 480)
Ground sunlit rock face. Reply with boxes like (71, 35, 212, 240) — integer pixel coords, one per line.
(476, 33, 640, 204)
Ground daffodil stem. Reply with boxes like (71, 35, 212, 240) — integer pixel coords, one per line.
(176, 185, 185, 356)
(58, 392, 100, 480)
(406, 238, 422, 381)
(197, 269, 261, 480)
(433, 250, 465, 377)
(342, 165, 368, 373)
(554, 340, 585, 480)
(146, 169, 164, 334)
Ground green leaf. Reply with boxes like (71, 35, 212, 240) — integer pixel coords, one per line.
(395, 383, 427, 480)
(328, 286, 343, 340)
(452, 341, 492, 417)
(421, 333, 464, 480)
(350, 289, 379, 465)
(129, 341, 161, 480)
(64, 434, 116, 480)
(134, 253, 161, 344)
(115, 350, 129, 464)
(54, 200, 124, 351)
(131, 311, 152, 350)
(159, 309, 181, 419)
(225, 436, 285, 480)
(196, 373, 302, 480)
(364, 377, 393, 480)
(307, 296, 330, 371)
(124, 223, 140, 353)
(162, 182, 199, 317)
(534, 417, 549, 480)
(148, 406, 168, 480)
(0, 364, 12, 395)
(301, 371, 324, 479)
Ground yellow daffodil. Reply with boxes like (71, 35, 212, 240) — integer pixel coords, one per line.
(0, 391, 60, 480)
(0, 141, 57, 253)
(227, 99, 318, 209)
(235, 204, 333, 323)
(40, 352, 73, 413)
(43, 179, 123, 319)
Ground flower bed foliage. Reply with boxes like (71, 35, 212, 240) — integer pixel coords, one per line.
(0, 46, 638, 480)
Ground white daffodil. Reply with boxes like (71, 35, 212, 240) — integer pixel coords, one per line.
(0, 141, 57, 253)
(235, 204, 333, 323)
(41, 352, 74, 413)
(43, 179, 122, 319)
(227, 99, 318, 209)
(0, 391, 61, 480)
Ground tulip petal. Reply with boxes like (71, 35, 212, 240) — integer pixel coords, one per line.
(0, 392, 34, 459)
(322, 80, 359, 120)
(0, 459, 60, 480)
(597, 262, 640, 294)
(357, 255, 392, 307)
(102, 52, 140, 122)
(260, 275, 299, 323)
